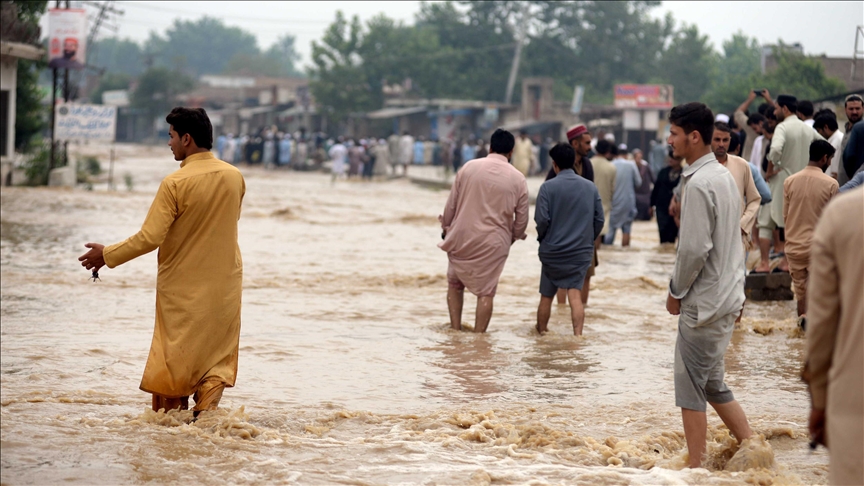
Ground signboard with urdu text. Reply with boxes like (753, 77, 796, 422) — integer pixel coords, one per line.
(613, 84, 674, 109)
(54, 104, 116, 142)
(48, 8, 88, 70)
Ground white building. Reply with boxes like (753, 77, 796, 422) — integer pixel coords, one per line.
(1, 40, 45, 185)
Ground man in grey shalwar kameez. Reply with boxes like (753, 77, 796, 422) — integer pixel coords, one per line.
(604, 147, 642, 246)
(665, 103, 758, 469)
(535, 143, 604, 336)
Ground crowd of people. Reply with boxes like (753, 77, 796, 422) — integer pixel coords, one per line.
(77, 98, 862, 482)
(435, 99, 862, 482)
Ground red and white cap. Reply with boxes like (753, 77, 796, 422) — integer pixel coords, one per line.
(566, 124, 588, 141)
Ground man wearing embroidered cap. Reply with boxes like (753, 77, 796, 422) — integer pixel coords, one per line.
(78, 107, 245, 417)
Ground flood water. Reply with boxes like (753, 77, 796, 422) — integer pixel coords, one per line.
(1, 144, 827, 485)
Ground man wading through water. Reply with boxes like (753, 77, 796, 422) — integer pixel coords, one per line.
(79, 107, 245, 417)
(665, 102, 768, 468)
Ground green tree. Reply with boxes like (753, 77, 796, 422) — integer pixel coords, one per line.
(700, 33, 762, 113)
(89, 37, 144, 77)
(263, 34, 303, 77)
(224, 34, 303, 77)
(759, 43, 847, 101)
(309, 11, 369, 125)
(658, 24, 715, 104)
(89, 72, 132, 104)
(415, 2, 513, 101)
(456, 1, 677, 103)
(143, 17, 259, 77)
(131, 67, 195, 134)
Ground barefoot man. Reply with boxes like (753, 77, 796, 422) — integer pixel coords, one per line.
(665, 102, 755, 468)
(78, 107, 245, 416)
(439, 128, 529, 332)
(534, 143, 604, 336)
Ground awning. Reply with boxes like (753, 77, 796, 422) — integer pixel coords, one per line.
(0, 41, 45, 61)
(238, 106, 277, 118)
(587, 117, 619, 128)
(279, 105, 317, 117)
(499, 120, 560, 133)
(366, 106, 427, 119)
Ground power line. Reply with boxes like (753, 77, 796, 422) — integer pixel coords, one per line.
(120, 1, 333, 25)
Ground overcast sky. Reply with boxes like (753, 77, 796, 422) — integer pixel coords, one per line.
(42, 1, 863, 69)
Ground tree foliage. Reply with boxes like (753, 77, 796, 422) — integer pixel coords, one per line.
(142, 17, 259, 76)
(9, 0, 47, 152)
(130, 67, 195, 125)
(90, 37, 144, 77)
(224, 35, 303, 77)
(658, 24, 715, 104)
(89, 72, 132, 104)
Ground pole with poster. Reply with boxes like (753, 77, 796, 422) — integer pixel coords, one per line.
(47, 4, 88, 175)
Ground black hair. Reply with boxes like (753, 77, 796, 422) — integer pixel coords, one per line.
(728, 117, 739, 130)
(757, 103, 770, 115)
(813, 108, 836, 120)
(764, 109, 777, 121)
(762, 120, 775, 134)
(777, 96, 798, 114)
(595, 139, 612, 155)
(166, 107, 213, 149)
(729, 131, 741, 155)
(713, 121, 731, 133)
(747, 113, 766, 126)
(797, 100, 814, 117)
(668, 102, 714, 146)
(549, 142, 576, 170)
(813, 114, 838, 131)
(489, 128, 515, 154)
(809, 139, 835, 162)
(609, 144, 618, 156)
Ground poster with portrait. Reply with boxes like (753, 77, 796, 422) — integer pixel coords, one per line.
(48, 8, 88, 70)
(613, 84, 674, 109)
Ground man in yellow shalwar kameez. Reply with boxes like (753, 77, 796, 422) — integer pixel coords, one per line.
(79, 107, 245, 416)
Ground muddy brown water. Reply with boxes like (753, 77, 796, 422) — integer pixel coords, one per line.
(1, 144, 827, 484)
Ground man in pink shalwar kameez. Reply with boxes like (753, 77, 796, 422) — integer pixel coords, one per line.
(439, 129, 529, 332)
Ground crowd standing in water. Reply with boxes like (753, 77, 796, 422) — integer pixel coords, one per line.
(79, 91, 863, 481)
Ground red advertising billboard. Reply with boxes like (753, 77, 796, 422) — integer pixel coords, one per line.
(614, 84, 674, 109)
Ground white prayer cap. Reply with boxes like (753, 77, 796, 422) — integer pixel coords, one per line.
(618, 143, 628, 152)
(604, 133, 616, 142)
(715, 113, 730, 123)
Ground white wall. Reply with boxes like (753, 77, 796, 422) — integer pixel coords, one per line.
(1, 54, 19, 160)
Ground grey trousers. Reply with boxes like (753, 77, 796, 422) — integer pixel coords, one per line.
(674, 306, 736, 412)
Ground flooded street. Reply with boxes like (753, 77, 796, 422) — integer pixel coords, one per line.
(1, 144, 826, 485)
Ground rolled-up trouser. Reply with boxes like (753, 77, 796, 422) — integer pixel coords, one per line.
(786, 253, 809, 302)
(757, 204, 783, 240)
(674, 305, 736, 412)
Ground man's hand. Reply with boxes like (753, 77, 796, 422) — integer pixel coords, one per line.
(666, 292, 681, 315)
(762, 89, 774, 106)
(668, 197, 679, 217)
(79, 243, 106, 272)
(765, 161, 779, 180)
(808, 408, 826, 447)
